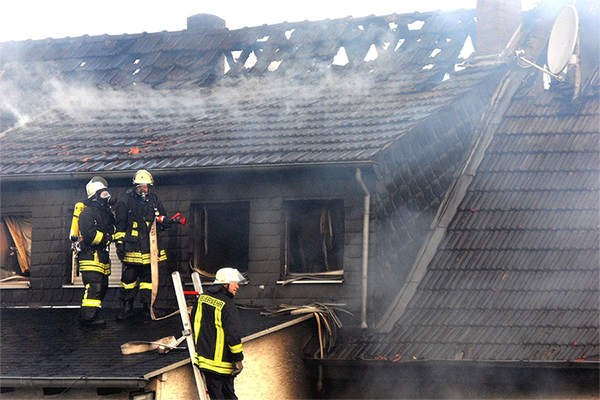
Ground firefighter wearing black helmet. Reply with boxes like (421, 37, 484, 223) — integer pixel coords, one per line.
(113, 170, 171, 320)
(78, 176, 116, 326)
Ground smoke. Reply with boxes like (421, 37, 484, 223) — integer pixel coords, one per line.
(0, 64, 378, 132)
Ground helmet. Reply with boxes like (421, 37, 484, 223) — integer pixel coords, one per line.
(133, 169, 154, 186)
(213, 268, 246, 285)
(86, 176, 108, 198)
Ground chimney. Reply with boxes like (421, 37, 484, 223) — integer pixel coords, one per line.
(476, 0, 522, 56)
(187, 14, 226, 32)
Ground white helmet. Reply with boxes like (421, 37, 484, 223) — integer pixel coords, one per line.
(133, 169, 154, 186)
(213, 268, 246, 285)
(86, 176, 108, 198)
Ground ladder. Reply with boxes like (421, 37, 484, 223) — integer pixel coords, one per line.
(172, 271, 210, 400)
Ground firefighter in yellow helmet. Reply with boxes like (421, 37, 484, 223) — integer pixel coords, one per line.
(113, 170, 172, 320)
(191, 267, 245, 399)
(78, 176, 116, 325)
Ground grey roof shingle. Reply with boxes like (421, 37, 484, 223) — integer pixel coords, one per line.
(1, 9, 496, 178)
(0, 307, 308, 381)
(323, 1, 600, 365)
(325, 85, 600, 365)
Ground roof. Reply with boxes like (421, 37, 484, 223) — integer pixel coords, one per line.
(0, 307, 311, 386)
(0, 9, 502, 178)
(322, 1, 600, 366)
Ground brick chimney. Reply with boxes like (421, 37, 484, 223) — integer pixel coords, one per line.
(187, 14, 226, 32)
(476, 0, 522, 56)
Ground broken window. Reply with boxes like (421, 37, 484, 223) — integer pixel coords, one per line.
(0, 215, 31, 287)
(191, 202, 250, 279)
(282, 200, 344, 280)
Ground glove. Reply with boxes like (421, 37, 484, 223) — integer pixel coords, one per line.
(232, 361, 243, 376)
(116, 242, 126, 260)
(103, 232, 112, 246)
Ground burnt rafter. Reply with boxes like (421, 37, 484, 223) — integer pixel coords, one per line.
(0, 10, 476, 89)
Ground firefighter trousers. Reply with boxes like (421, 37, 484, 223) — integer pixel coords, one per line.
(118, 262, 156, 305)
(80, 271, 108, 321)
(203, 371, 238, 400)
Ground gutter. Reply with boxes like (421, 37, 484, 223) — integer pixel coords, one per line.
(0, 376, 148, 389)
(308, 358, 600, 370)
(0, 161, 378, 183)
(355, 168, 370, 330)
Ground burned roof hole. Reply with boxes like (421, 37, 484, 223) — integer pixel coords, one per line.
(79, 61, 87, 67)
(285, 29, 295, 40)
(231, 50, 242, 62)
(364, 44, 378, 62)
(358, 25, 365, 31)
(429, 48, 442, 58)
(268, 60, 282, 71)
(134, 59, 140, 65)
(332, 47, 349, 66)
(408, 20, 425, 31)
(256, 35, 270, 43)
(388, 22, 398, 30)
(422, 64, 434, 70)
(459, 35, 474, 60)
(245, 52, 258, 69)
(395, 39, 405, 51)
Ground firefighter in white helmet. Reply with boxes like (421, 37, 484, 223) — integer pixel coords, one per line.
(113, 170, 172, 320)
(191, 267, 246, 399)
(78, 176, 116, 326)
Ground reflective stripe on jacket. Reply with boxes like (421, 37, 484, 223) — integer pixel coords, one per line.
(78, 201, 114, 276)
(114, 189, 170, 265)
(192, 287, 244, 376)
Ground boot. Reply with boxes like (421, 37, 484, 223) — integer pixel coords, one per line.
(88, 315, 106, 326)
(116, 299, 134, 321)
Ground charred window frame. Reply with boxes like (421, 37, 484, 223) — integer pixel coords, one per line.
(281, 200, 344, 282)
(0, 214, 32, 288)
(191, 202, 250, 279)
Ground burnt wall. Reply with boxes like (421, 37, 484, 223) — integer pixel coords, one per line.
(0, 167, 368, 328)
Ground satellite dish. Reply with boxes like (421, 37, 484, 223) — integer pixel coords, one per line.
(547, 5, 579, 74)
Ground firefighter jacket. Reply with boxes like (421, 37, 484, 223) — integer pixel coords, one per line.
(192, 286, 244, 375)
(78, 200, 115, 275)
(113, 189, 169, 265)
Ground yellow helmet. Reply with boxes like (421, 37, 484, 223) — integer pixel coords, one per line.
(86, 176, 108, 198)
(133, 169, 154, 186)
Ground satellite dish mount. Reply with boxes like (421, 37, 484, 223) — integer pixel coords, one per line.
(515, 5, 580, 96)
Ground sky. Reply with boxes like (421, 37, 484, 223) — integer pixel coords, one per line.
(0, 0, 538, 43)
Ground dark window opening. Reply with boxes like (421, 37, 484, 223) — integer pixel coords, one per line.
(0, 215, 31, 285)
(282, 200, 344, 279)
(192, 202, 250, 278)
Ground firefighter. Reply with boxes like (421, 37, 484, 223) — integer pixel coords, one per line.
(78, 176, 116, 326)
(191, 267, 245, 400)
(114, 170, 171, 320)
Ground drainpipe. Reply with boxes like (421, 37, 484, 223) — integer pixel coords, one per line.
(355, 168, 370, 330)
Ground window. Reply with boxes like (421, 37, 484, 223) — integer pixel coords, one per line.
(0, 215, 32, 287)
(191, 202, 250, 279)
(282, 200, 344, 281)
